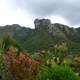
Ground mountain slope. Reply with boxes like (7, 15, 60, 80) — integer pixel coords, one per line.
(0, 19, 80, 54)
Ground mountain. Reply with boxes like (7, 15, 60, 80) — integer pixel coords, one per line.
(0, 24, 33, 43)
(0, 19, 80, 54)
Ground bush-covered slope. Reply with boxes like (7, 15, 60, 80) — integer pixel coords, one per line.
(0, 19, 80, 54)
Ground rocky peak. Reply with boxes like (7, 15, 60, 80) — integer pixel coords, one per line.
(4, 24, 21, 31)
(34, 19, 51, 30)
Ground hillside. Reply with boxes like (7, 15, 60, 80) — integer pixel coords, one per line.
(0, 19, 80, 54)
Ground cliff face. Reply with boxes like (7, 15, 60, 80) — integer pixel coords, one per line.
(34, 19, 76, 36)
(34, 19, 51, 30)
(34, 19, 78, 41)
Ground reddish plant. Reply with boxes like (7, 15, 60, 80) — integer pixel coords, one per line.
(4, 50, 40, 80)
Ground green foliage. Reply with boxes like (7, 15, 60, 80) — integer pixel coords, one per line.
(39, 65, 80, 80)
(54, 43, 68, 64)
(0, 22, 80, 54)
(0, 21, 80, 80)
(0, 54, 12, 80)
(1, 34, 23, 55)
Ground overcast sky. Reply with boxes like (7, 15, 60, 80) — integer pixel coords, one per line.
(0, 0, 80, 28)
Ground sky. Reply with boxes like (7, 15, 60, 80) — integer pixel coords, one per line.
(0, 0, 80, 28)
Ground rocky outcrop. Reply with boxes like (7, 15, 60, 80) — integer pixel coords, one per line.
(34, 19, 51, 30)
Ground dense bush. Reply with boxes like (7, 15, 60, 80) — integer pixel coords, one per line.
(39, 65, 80, 80)
(4, 48, 40, 80)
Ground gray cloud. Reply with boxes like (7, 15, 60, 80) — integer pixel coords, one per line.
(13, 0, 80, 25)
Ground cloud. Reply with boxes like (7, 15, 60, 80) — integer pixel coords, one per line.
(0, 0, 35, 28)
(16, 0, 80, 26)
(0, 0, 80, 27)
(49, 15, 69, 25)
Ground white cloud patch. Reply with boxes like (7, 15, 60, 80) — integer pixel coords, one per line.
(0, 0, 80, 28)
(49, 15, 69, 25)
(0, 0, 34, 28)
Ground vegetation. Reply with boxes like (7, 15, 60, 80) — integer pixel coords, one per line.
(39, 65, 80, 80)
(0, 19, 80, 80)
(0, 20, 80, 54)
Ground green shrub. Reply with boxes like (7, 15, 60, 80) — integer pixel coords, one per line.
(39, 65, 80, 80)
(0, 54, 12, 80)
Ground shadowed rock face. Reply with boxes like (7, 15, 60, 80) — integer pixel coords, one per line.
(34, 19, 51, 30)
(34, 19, 72, 36)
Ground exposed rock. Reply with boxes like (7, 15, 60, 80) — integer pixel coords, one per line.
(34, 18, 51, 30)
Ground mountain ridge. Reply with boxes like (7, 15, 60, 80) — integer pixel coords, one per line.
(0, 19, 80, 54)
